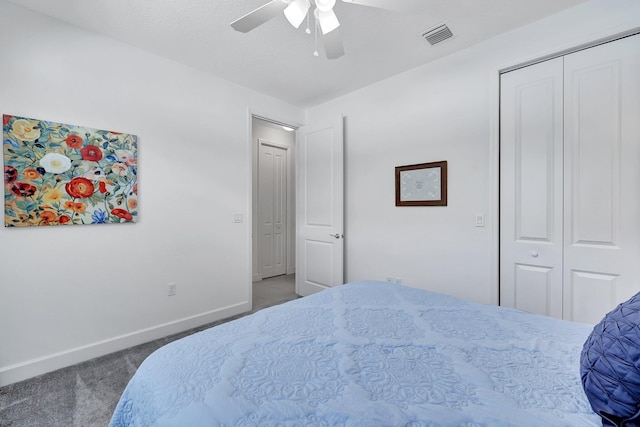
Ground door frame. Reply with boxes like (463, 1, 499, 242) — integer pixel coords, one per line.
(492, 27, 640, 307)
(247, 109, 302, 308)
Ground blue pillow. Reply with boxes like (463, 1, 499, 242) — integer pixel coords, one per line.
(581, 293, 640, 427)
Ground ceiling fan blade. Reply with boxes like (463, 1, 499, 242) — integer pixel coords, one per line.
(341, 0, 423, 12)
(231, 0, 288, 33)
(323, 28, 345, 60)
(284, 0, 311, 28)
(316, 8, 340, 35)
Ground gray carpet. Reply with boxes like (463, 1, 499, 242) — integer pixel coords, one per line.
(0, 313, 246, 427)
(0, 275, 297, 427)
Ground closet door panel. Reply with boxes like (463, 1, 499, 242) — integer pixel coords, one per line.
(567, 56, 620, 246)
(500, 58, 564, 318)
(563, 34, 640, 323)
(513, 265, 554, 316)
(569, 270, 619, 324)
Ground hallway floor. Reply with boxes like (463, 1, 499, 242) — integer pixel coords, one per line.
(253, 273, 298, 310)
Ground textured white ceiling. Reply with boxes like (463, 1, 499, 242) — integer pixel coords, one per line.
(7, 0, 587, 107)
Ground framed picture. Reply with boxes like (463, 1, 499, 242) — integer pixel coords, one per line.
(395, 161, 447, 206)
(3, 114, 138, 227)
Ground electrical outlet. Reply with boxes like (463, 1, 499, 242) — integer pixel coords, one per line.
(386, 276, 394, 283)
(233, 213, 243, 223)
(393, 277, 402, 285)
(168, 282, 177, 296)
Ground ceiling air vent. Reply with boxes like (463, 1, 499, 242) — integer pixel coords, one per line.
(421, 24, 453, 46)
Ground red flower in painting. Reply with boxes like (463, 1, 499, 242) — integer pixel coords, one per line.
(66, 134, 84, 149)
(40, 211, 57, 223)
(98, 181, 107, 194)
(11, 182, 37, 197)
(3, 115, 11, 126)
(65, 177, 95, 198)
(111, 208, 133, 221)
(80, 145, 103, 161)
(4, 165, 18, 184)
(59, 215, 71, 224)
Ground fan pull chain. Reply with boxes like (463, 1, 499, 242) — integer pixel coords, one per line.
(313, 10, 319, 57)
(305, 11, 311, 34)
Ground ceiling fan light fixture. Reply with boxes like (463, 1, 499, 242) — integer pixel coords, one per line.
(315, 8, 340, 35)
(314, 0, 336, 12)
(284, 0, 311, 28)
(233, 0, 416, 59)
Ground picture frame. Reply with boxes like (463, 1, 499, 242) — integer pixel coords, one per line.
(3, 114, 138, 227)
(395, 161, 447, 206)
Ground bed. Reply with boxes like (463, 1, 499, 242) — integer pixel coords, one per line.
(109, 280, 600, 427)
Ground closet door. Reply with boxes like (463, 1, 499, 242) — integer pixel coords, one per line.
(500, 58, 564, 318)
(563, 35, 640, 324)
(259, 142, 288, 279)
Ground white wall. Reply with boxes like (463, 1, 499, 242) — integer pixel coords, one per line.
(0, 1, 303, 386)
(308, 0, 640, 305)
(251, 119, 296, 281)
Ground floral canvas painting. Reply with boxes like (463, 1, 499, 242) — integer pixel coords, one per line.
(3, 114, 138, 227)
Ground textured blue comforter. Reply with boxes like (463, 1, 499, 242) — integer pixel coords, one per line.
(110, 281, 599, 426)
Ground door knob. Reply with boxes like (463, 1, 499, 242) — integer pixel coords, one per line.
(329, 233, 343, 239)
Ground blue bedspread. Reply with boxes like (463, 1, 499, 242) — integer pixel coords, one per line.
(110, 281, 600, 427)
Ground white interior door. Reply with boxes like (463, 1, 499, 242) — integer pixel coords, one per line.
(563, 35, 640, 324)
(500, 58, 564, 318)
(258, 141, 287, 279)
(296, 116, 344, 296)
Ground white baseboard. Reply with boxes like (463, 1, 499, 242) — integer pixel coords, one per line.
(0, 301, 251, 387)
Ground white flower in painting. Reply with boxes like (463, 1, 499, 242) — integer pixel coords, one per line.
(111, 162, 129, 177)
(83, 165, 106, 181)
(115, 150, 134, 162)
(39, 152, 72, 174)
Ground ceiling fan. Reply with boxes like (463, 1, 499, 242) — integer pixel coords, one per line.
(230, 0, 421, 59)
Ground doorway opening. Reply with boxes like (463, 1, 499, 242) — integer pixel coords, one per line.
(251, 116, 297, 307)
